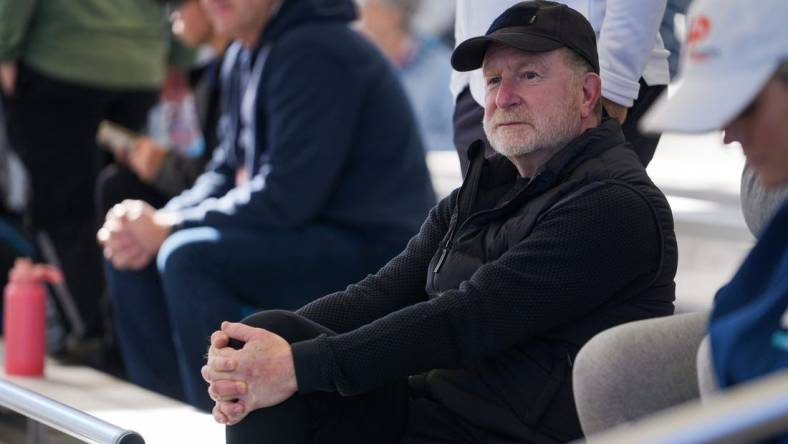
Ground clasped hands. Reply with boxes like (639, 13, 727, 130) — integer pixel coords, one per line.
(202, 322, 298, 425)
(96, 200, 176, 270)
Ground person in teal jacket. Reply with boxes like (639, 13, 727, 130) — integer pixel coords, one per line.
(0, 0, 192, 352)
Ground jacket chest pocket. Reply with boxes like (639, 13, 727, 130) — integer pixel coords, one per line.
(428, 247, 483, 295)
(427, 218, 525, 295)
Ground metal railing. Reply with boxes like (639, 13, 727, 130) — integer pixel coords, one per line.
(0, 378, 144, 444)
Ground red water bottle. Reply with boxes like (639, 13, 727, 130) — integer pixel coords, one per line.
(4, 281, 46, 376)
(3, 259, 63, 377)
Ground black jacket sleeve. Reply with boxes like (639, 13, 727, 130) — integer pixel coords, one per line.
(291, 183, 662, 395)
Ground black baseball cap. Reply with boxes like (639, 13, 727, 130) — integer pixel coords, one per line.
(451, 1, 599, 73)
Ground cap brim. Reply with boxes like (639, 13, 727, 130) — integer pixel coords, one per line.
(641, 65, 776, 134)
(451, 32, 564, 72)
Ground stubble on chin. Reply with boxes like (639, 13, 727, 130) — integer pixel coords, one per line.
(484, 102, 580, 159)
(484, 110, 532, 156)
(490, 128, 535, 157)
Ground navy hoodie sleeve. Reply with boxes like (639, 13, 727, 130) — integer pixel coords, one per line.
(163, 140, 237, 212)
(175, 34, 364, 230)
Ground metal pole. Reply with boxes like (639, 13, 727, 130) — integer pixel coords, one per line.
(0, 378, 144, 444)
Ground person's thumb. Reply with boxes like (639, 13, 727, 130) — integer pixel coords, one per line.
(221, 322, 262, 343)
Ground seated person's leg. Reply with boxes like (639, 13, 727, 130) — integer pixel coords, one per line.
(572, 311, 709, 435)
(104, 260, 186, 402)
(225, 310, 410, 444)
(158, 225, 385, 410)
(401, 397, 490, 444)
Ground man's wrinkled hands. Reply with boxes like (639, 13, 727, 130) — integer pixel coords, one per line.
(97, 200, 174, 270)
(202, 322, 298, 426)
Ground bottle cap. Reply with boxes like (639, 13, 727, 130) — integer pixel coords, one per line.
(8, 258, 63, 284)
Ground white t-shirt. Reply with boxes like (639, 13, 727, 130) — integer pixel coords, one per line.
(451, 0, 670, 108)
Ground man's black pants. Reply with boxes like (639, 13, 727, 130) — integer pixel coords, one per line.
(226, 311, 546, 444)
(4, 64, 158, 340)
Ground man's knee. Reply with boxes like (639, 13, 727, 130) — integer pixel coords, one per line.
(239, 310, 332, 344)
(157, 227, 220, 276)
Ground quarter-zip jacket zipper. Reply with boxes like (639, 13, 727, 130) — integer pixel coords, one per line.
(431, 168, 547, 286)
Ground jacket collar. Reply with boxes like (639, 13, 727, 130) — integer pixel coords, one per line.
(466, 118, 627, 192)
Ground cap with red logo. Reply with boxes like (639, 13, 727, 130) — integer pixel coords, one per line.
(641, 0, 788, 133)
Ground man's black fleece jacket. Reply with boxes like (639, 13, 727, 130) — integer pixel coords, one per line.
(291, 120, 678, 414)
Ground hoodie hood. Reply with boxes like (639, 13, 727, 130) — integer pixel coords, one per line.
(258, 0, 357, 45)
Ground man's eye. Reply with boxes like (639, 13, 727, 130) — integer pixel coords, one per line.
(521, 71, 539, 80)
(486, 77, 501, 87)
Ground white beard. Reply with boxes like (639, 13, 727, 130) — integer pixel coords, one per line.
(484, 94, 581, 158)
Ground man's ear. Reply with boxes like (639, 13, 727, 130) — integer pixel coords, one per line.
(580, 72, 602, 120)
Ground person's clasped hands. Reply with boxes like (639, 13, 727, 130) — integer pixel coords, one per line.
(202, 322, 298, 425)
(96, 200, 178, 270)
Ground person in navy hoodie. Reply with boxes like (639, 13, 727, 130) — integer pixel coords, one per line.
(97, 0, 435, 411)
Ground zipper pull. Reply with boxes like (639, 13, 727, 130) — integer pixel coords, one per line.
(434, 247, 449, 274)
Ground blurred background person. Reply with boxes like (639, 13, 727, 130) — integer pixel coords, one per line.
(357, 0, 454, 150)
(0, 97, 32, 294)
(0, 1, 193, 358)
(659, 0, 691, 79)
(96, 0, 230, 216)
(98, 0, 436, 410)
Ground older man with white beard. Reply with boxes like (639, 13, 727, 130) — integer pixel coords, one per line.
(201, 2, 677, 442)
(481, 44, 597, 171)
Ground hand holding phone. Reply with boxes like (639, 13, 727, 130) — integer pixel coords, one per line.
(96, 121, 139, 156)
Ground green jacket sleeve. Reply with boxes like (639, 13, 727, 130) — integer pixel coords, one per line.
(0, 0, 37, 60)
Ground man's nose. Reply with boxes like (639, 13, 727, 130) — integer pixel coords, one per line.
(495, 78, 522, 109)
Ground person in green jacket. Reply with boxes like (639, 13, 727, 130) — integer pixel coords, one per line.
(0, 0, 191, 354)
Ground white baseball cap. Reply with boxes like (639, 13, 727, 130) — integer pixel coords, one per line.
(641, 0, 788, 134)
